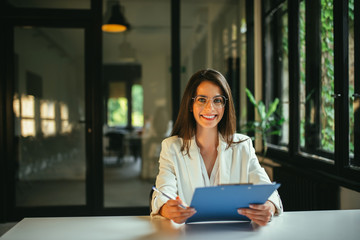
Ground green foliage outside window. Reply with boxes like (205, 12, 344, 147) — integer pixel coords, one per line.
(320, 0, 335, 152)
(107, 84, 144, 128)
(108, 98, 128, 127)
(296, 0, 354, 154)
(131, 84, 144, 127)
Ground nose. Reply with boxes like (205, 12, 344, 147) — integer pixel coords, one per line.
(203, 99, 214, 110)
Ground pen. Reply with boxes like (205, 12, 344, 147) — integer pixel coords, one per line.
(152, 186, 187, 209)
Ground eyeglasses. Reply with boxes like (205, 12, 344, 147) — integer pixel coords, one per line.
(192, 95, 227, 109)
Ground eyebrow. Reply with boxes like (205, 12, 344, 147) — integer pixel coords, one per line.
(196, 94, 223, 98)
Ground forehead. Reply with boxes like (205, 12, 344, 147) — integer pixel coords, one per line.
(196, 81, 223, 96)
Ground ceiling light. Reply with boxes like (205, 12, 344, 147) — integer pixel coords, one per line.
(102, 2, 130, 33)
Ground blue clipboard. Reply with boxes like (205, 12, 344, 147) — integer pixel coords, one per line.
(186, 183, 281, 223)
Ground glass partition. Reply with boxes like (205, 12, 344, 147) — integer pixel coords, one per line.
(14, 27, 86, 206)
(102, 0, 171, 207)
(180, 0, 247, 126)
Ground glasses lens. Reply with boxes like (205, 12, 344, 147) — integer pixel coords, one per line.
(213, 96, 225, 107)
(195, 96, 207, 105)
(193, 96, 226, 108)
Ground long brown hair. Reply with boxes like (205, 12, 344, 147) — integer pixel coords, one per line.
(171, 69, 237, 155)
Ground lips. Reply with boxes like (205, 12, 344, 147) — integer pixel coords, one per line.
(201, 115, 216, 120)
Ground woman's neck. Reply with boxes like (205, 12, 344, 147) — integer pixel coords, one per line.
(195, 128, 218, 150)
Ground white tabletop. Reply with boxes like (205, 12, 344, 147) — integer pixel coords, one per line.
(1, 210, 359, 240)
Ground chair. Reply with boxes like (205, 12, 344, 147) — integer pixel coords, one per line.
(149, 185, 155, 214)
(106, 132, 125, 165)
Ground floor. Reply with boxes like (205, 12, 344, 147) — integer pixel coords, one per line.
(1, 155, 155, 237)
(15, 156, 154, 207)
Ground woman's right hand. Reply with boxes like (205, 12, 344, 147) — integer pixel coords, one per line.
(159, 196, 197, 224)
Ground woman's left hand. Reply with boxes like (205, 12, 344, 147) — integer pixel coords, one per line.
(237, 200, 276, 226)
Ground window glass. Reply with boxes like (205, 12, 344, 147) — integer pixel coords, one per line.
(299, 0, 306, 148)
(14, 27, 86, 206)
(102, 0, 171, 207)
(320, 0, 335, 153)
(349, 0, 359, 167)
(181, 0, 247, 127)
(107, 81, 128, 127)
(131, 84, 143, 127)
(280, 2, 289, 146)
(6, 0, 90, 9)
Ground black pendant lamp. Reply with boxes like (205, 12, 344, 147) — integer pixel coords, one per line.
(102, 2, 130, 33)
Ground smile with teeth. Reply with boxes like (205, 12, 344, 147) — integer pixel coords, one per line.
(201, 115, 216, 120)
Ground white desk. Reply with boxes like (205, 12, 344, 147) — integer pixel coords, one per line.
(1, 210, 359, 240)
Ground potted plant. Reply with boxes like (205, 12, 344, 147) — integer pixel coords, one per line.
(242, 88, 284, 156)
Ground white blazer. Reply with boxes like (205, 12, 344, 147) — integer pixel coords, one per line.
(151, 133, 283, 217)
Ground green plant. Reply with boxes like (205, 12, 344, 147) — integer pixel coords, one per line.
(242, 88, 284, 156)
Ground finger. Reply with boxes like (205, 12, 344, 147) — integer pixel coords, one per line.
(238, 208, 268, 216)
(168, 212, 194, 224)
(167, 206, 196, 217)
(249, 204, 268, 211)
(251, 218, 268, 226)
(245, 212, 272, 223)
(171, 209, 197, 223)
(176, 196, 184, 204)
(166, 199, 182, 207)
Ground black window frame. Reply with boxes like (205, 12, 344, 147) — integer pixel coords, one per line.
(263, 0, 360, 191)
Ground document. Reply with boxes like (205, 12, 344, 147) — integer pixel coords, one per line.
(186, 183, 280, 223)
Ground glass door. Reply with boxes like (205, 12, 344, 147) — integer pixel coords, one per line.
(1, 0, 103, 221)
(13, 27, 87, 207)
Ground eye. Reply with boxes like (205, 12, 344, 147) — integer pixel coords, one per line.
(197, 97, 207, 103)
(213, 97, 224, 104)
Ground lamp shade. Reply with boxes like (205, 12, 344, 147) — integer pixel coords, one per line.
(102, 3, 130, 33)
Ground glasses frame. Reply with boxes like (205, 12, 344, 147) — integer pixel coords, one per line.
(192, 95, 228, 109)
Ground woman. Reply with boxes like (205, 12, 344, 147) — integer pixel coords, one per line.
(151, 69, 282, 225)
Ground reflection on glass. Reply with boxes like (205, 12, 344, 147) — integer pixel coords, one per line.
(41, 120, 56, 137)
(40, 100, 55, 119)
(21, 119, 35, 137)
(60, 103, 72, 134)
(60, 102, 69, 119)
(14, 27, 86, 206)
(13, 94, 20, 117)
(21, 95, 35, 118)
(181, 0, 246, 123)
(280, 3, 289, 146)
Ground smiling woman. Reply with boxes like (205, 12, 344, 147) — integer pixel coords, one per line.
(151, 69, 283, 226)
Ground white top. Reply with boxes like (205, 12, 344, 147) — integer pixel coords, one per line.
(151, 133, 283, 217)
(198, 147, 220, 186)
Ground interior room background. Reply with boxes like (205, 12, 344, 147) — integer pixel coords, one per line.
(0, 0, 359, 222)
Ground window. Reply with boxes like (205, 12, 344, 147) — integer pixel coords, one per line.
(348, 0, 359, 168)
(263, 0, 289, 148)
(131, 84, 143, 127)
(40, 100, 56, 137)
(107, 81, 128, 127)
(263, 0, 360, 189)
